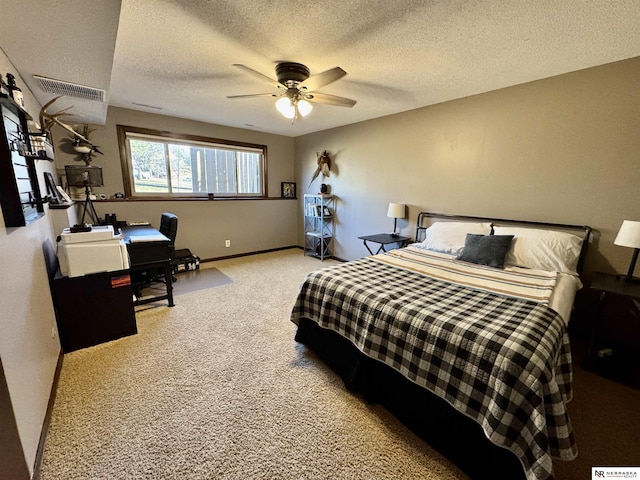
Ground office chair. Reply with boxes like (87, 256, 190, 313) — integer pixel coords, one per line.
(132, 213, 179, 300)
(160, 212, 178, 254)
(159, 212, 178, 282)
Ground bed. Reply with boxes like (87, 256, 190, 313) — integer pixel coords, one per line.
(291, 212, 592, 480)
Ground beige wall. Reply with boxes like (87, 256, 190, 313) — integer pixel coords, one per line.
(295, 57, 640, 277)
(52, 107, 298, 259)
(0, 50, 61, 477)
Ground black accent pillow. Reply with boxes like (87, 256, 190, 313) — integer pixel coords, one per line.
(456, 234, 514, 268)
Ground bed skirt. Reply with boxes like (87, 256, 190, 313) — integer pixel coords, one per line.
(294, 317, 526, 480)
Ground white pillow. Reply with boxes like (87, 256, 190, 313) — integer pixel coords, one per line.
(416, 221, 492, 255)
(492, 226, 583, 274)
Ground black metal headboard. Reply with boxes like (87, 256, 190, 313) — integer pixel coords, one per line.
(415, 212, 592, 275)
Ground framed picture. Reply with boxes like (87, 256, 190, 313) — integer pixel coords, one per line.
(315, 205, 332, 217)
(281, 181, 296, 198)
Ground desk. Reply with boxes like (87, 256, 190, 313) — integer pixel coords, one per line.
(121, 225, 174, 307)
(358, 233, 412, 255)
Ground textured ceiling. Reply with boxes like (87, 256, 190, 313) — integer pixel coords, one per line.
(2, 0, 640, 137)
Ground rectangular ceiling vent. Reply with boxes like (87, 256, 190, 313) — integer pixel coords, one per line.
(33, 75, 105, 102)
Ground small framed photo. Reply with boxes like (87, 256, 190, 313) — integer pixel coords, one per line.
(281, 181, 296, 199)
(315, 205, 332, 217)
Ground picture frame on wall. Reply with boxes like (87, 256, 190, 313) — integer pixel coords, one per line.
(281, 182, 296, 198)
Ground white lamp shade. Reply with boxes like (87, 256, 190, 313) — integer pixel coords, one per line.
(297, 99, 313, 117)
(614, 220, 640, 248)
(387, 203, 405, 219)
(275, 97, 295, 119)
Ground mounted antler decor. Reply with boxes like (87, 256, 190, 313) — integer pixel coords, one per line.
(39, 96, 103, 165)
(309, 150, 331, 186)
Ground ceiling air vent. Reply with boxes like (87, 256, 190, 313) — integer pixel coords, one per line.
(33, 75, 105, 102)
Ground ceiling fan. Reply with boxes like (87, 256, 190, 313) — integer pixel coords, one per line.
(227, 62, 357, 121)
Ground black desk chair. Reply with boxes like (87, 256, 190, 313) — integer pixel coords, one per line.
(160, 212, 178, 254)
(132, 213, 179, 299)
(159, 212, 178, 282)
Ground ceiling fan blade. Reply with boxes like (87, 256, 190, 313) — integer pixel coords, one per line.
(305, 92, 357, 107)
(227, 92, 281, 99)
(301, 67, 346, 91)
(232, 64, 281, 88)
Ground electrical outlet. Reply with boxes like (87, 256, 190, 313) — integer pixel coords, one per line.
(51, 327, 57, 339)
(225, 239, 231, 247)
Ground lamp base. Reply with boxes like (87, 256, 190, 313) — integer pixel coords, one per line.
(616, 274, 640, 283)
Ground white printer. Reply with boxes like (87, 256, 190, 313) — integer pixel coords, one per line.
(57, 225, 130, 277)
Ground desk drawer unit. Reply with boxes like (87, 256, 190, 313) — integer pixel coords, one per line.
(53, 269, 137, 352)
(127, 242, 170, 266)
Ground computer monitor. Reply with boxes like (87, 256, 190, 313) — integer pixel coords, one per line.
(65, 165, 103, 187)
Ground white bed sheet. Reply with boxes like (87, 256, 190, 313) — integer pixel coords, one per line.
(411, 248, 581, 325)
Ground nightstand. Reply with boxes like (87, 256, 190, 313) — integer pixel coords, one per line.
(358, 233, 411, 255)
(585, 272, 640, 384)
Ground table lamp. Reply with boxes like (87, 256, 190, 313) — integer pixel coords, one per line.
(614, 220, 640, 282)
(387, 203, 405, 236)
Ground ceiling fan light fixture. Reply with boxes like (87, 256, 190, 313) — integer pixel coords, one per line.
(298, 99, 313, 117)
(230, 62, 356, 121)
(275, 97, 295, 119)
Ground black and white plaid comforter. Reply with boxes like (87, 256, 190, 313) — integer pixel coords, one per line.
(291, 254, 577, 480)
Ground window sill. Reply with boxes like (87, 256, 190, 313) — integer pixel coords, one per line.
(94, 196, 296, 202)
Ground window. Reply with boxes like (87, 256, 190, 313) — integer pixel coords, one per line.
(117, 125, 267, 199)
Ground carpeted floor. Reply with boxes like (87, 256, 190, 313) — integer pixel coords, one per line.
(40, 250, 465, 479)
(137, 266, 233, 300)
(39, 249, 640, 479)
